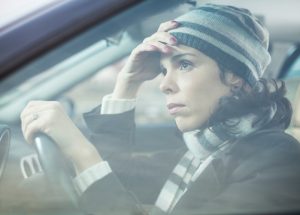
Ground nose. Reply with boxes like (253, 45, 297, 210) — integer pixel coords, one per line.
(159, 71, 179, 94)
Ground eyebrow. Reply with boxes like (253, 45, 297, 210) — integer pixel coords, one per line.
(170, 53, 197, 62)
(160, 53, 197, 69)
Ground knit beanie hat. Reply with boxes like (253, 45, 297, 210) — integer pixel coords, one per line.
(169, 4, 271, 87)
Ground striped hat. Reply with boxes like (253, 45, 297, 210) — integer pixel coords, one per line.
(169, 4, 271, 87)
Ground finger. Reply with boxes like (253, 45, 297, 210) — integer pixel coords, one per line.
(157, 20, 179, 32)
(148, 41, 173, 53)
(21, 113, 31, 137)
(21, 104, 46, 120)
(21, 101, 62, 119)
(143, 32, 177, 45)
(21, 100, 49, 119)
(21, 101, 64, 132)
(23, 116, 45, 144)
(21, 110, 47, 137)
(131, 43, 159, 57)
(21, 102, 62, 137)
(23, 100, 50, 110)
(135, 41, 172, 57)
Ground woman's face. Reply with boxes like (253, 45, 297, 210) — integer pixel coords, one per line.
(159, 44, 231, 132)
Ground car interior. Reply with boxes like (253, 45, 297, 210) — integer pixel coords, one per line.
(285, 72, 300, 141)
(0, 0, 300, 214)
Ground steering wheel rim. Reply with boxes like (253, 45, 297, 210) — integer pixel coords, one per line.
(33, 133, 78, 208)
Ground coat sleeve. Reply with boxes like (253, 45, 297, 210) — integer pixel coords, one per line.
(79, 105, 184, 214)
(76, 107, 146, 214)
(82, 105, 184, 203)
(78, 172, 149, 215)
(82, 105, 136, 159)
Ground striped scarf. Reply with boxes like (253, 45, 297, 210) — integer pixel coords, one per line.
(154, 136, 230, 213)
(154, 108, 276, 213)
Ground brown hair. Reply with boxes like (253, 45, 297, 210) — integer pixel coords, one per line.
(207, 66, 293, 131)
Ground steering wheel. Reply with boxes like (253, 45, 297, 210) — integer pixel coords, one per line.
(33, 133, 79, 208)
(0, 125, 10, 181)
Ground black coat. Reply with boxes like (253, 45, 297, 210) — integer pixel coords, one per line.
(78, 106, 300, 215)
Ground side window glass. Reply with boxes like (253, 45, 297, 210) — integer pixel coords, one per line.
(63, 58, 172, 126)
(285, 55, 300, 79)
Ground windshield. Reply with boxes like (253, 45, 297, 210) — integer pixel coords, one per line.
(1, 1, 300, 215)
(0, 39, 109, 106)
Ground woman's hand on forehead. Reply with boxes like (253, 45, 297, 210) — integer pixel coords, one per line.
(143, 20, 178, 47)
(112, 20, 180, 99)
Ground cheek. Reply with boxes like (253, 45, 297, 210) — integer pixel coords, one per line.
(179, 75, 230, 129)
(186, 79, 224, 111)
(174, 88, 215, 131)
(190, 97, 216, 129)
(193, 86, 224, 113)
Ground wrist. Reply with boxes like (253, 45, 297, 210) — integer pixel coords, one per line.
(73, 146, 102, 174)
(112, 75, 142, 99)
(66, 137, 102, 173)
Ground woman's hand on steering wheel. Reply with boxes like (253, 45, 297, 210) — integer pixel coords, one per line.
(20, 100, 101, 173)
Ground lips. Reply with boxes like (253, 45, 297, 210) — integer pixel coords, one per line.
(167, 103, 186, 115)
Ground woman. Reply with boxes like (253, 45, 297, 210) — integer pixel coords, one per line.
(20, 4, 300, 215)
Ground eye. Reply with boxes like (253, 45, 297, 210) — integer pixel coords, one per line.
(179, 60, 193, 71)
(160, 65, 167, 76)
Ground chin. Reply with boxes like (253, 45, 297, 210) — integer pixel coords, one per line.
(175, 118, 204, 132)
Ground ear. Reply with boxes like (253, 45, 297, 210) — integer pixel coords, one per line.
(224, 72, 244, 87)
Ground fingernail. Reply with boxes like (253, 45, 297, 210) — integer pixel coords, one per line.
(147, 45, 156, 51)
(169, 37, 177, 45)
(171, 20, 178, 26)
(163, 46, 170, 53)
